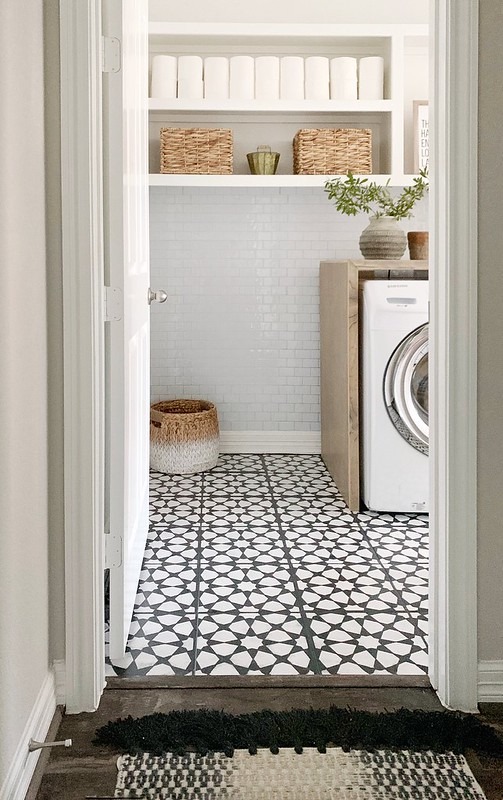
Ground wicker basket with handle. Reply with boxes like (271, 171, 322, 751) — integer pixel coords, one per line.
(160, 127, 233, 174)
(150, 399, 219, 474)
(293, 128, 372, 174)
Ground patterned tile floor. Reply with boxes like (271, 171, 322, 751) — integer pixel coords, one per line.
(106, 454, 428, 677)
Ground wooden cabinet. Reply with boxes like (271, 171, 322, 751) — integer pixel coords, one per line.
(320, 259, 428, 511)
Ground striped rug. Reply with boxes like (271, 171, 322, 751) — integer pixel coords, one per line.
(115, 747, 487, 798)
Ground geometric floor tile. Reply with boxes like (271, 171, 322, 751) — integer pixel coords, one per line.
(195, 613, 312, 675)
(106, 454, 429, 677)
(308, 612, 428, 675)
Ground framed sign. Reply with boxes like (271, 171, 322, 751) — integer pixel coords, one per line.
(413, 100, 429, 172)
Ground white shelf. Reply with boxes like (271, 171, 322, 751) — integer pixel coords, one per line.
(149, 22, 429, 44)
(147, 21, 429, 179)
(149, 99, 395, 114)
(149, 173, 419, 188)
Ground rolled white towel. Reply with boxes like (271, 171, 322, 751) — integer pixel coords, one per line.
(177, 55, 203, 82)
(177, 78, 204, 100)
(229, 55, 255, 100)
(204, 56, 229, 100)
(177, 55, 204, 100)
(280, 56, 305, 101)
(359, 56, 384, 100)
(150, 55, 177, 99)
(305, 56, 330, 101)
(255, 56, 280, 101)
(330, 57, 358, 101)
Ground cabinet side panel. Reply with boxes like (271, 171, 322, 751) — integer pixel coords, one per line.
(320, 261, 359, 510)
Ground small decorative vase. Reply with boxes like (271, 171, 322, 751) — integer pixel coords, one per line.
(359, 215, 407, 260)
(407, 231, 429, 260)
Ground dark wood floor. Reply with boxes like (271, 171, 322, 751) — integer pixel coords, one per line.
(31, 680, 503, 800)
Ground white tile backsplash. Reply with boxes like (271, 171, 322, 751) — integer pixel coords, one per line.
(150, 187, 428, 432)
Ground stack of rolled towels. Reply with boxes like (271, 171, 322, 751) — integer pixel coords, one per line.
(150, 54, 385, 101)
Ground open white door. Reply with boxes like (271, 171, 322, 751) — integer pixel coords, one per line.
(103, 0, 150, 659)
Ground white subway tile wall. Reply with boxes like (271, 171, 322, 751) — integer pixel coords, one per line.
(150, 188, 428, 432)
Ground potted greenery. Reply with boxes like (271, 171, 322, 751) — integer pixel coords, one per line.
(324, 169, 429, 259)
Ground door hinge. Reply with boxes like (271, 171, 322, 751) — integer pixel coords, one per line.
(104, 286, 122, 322)
(102, 36, 121, 73)
(105, 533, 123, 569)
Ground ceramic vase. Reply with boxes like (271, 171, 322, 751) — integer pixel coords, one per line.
(359, 215, 407, 260)
(407, 231, 429, 260)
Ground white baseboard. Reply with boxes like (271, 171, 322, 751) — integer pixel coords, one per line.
(0, 669, 57, 800)
(219, 430, 321, 454)
(53, 660, 66, 706)
(478, 660, 503, 703)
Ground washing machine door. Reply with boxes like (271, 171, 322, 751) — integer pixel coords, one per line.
(383, 323, 429, 455)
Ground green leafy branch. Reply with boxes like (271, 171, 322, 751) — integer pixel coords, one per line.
(324, 168, 428, 221)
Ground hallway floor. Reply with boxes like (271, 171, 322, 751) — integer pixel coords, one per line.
(33, 689, 503, 800)
(107, 454, 428, 677)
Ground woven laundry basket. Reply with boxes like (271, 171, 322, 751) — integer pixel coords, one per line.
(150, 400, 219, 475)
(160, 127, 233, 174)
(293, 128, 372, 174)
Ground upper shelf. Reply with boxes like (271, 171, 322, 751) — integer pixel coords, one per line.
(149, 99, 395, 114)
(148, 174, 420, 188)
(148, 22, 429, 46)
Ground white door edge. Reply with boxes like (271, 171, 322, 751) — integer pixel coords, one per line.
(59, 0, 480, 712)
(428, 0, 479, 711)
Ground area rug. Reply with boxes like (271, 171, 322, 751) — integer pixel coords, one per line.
(114, 748, 487, 799)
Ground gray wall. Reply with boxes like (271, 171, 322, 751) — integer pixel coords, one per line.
(477, 0, 503, 662)
(44, 0, 66, 666)
(0, 0, 50, 786)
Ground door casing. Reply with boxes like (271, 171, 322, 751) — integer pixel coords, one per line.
(59, 0, 479, 713)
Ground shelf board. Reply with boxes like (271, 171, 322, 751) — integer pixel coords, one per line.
(149, 173, 418, 188)
(149, 99, 394, 114)
(148, 22, 429, 45)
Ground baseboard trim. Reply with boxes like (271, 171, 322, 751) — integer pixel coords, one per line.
(53, 659, 66, 706)
(478, 660, 503, 703)
(23, 705, 64, 800)
(219, 431, 321, 454)
(0, 669, 56, 800)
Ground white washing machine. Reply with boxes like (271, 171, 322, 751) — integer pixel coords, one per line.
(362, 280, 429, 513)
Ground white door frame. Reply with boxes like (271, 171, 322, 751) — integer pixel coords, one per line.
(60, 0, 106, 713)
(59, 0, 479, 713)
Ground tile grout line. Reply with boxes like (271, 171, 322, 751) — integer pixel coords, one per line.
(190, 472, 206, 675)
(260, 454, 324, 675)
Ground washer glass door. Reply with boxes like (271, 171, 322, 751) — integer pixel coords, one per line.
(384, 323, 429, 454)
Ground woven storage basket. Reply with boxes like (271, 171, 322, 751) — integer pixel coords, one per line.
(160, 128, 233, 174)
(293, 128, 372, 175)
(150, 400, 219, 475)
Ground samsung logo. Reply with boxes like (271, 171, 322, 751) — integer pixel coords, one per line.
(387, 284, 410, 288)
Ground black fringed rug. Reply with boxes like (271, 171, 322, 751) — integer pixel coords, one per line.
(95, 707, 503, 799)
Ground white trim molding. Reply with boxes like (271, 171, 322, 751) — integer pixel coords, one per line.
(52, 660, 66, 706)
(219, 431, 321, 455)
(478, 661, 503, 703)
(60, 0, 106, 713)
(428, 0, 479, 711)
(0, 671, 56, 800)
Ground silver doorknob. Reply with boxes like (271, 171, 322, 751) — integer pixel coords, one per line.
(148, 288, 168, 305)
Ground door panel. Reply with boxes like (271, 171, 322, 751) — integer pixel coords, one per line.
(103, 0, 150, 659)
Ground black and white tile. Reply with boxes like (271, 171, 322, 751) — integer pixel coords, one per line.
(106, 454, 429, 677)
